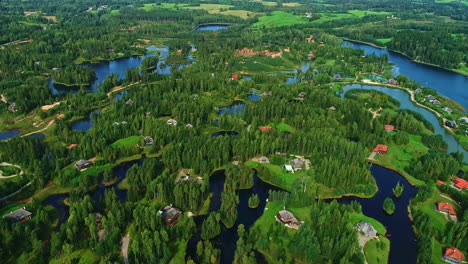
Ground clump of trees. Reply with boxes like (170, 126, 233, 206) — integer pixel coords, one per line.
(383, 197, 395, 215)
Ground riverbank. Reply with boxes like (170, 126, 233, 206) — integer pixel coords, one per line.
(354, 80, 468, 151)
(342, 38, 468, 77)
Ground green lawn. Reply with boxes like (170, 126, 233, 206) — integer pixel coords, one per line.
(348, 10, 391, 18)
(364, 237, 390, 264)
(253, 11, 308, 28)
(435, 0, 468, 6)
(349, 213, 387, 234)
(49, 249, 99, 264)
(312, 13, 354, 23)
(266, 122, 295, 133)
(373, 134, 428, 186)
(376, 38, 392, 45)
(412, 187, 456, 232)
(111, 135, 141, 148)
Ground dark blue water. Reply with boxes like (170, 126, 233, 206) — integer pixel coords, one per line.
(186, 171, 280, 264)
(0, 130, 19, 140)
(342, 84, 468, 162)
(44, 194, 70, 227)
(212, 131, 238, 137)
(50, 45, 195, 94)
(27, 133, 46, 139)
(343, 40, 468, 110)
(196, 25, 230, 31)
(339, 165, 418, 264)
(71, 109, 100, 132)
(247, 91, 261, 101)
(218, 101, 245, 116)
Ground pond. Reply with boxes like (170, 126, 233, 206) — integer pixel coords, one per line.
(195, 25, 230, 31)
(186, 171, 280, 263)
(218, 101, 245, 116)
(71, 109, 100, 132)
(343, 40, 468, 111)
(247, 90, 261, 101)
(211, 131, 238, 137)
(342, 84, 468, 163)
(0, 130, 20, 140)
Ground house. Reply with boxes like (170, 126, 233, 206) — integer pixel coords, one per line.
(445, 120, 456, 128)
(261, 126, 273, 132)
(437, 180, 445, 185)
(231, 74, 239, 80)
(437, 202, 456, 216)
(186, 124, 193, 128)
(452, 178, 468, 190)
(442, 107, 453, 114)
(356, 221, 377, 237)
(373, 144, 388, 155)
(75, 159, 92, 170)
(144, 136, 154, 147)
(162, 205, 181, 226)
(66, 144, 78, 150)
(329, 83, 335, 88)
(414, 88, 422, 94)
(3, 208, 32, 223)
(261, 91, 272, 97)
(259, 156, 270, 164)
(443, 248, 464, 264)
(8, 103, 17, 112)
(431, 100, 441, 106)
(332, 75, 343, 81)
(384, 125, 394, 131)
(425, 95, 435, 101)
(284, 164, 294, 173)
(125, 99, 134, 105)
(298, 92, 306, 99)
(387, 79, 398, 85)
(276, 209, 303, 229)
(329, 106, 336, 111)
(167, 119, 177, 126)
(457, 117, 468, 124)
(290, 158, 305, 171)
(121, 121, 128, 125)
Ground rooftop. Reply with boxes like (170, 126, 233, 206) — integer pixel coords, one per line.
(3, 208, 32, 222)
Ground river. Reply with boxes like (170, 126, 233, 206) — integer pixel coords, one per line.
(342, 84, 468, 163)
(195, 25, 230, 31)
(343, 40, 468, 110)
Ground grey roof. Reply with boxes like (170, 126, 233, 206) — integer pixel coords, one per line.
(356, 221, 377, 237)
(458, 117, 468, 124)
(291, 158, 304, 169)
(414, 88, 422, 94)
(76, 159, 90, 166)
(259, 156, 270, 163)
(125, 99, 134, 105)
(442, 107, 452, 114)
(3, 208, 32, 221)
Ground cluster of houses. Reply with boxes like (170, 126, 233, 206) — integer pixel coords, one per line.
(275, 207, 303, 230)
(425, 95, 441, 106)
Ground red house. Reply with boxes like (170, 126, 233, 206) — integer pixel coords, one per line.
(261, 126, 273, 132)
(443, 248, 464, 264)
(437, 202, 456, 216)
(384, 125, 394, 131)
(452, 178, 468, 190)
(436, 180, 445, 185)
(67, 144, 78, 150)
(373, 144, 388, 155)
(231, 74, 239, 80)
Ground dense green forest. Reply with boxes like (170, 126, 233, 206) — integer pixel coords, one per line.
(0, 0, 467, 264)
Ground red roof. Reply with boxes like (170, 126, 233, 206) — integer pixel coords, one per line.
(66, 144, 78, 150)
(231, 74, 239, 79)
(261, 126, 273, 132)
(384, 125, 394, 131)
(453, 178, 468, 190)
(373, 144, 388, 153)
(436, 180, 445, 185)
(437, 202, 456, 216)
(444, 248, 464, 263)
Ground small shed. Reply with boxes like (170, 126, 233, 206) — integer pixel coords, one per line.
(3, 208, 32, 223)
(186, 124, 193, 128)
(125, 99, 134, 105)
(298, 92, 306, 99)
(261, 91, 272, 97)
(384, 125, 394, 131)
(284, 164, 294, 173)
(75, 159, 92, 170)
(332, 75, 343, 81)
(261, 126, 273, 132)
(259, 156, 270, 164)
(67, 144, 78, 150)
(8, 103, 17, 112)
(356, 221, 377, 237)
(231, 74, 239, 80)
(387, 79, 398, 85)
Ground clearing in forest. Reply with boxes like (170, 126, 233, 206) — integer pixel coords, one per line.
(253, 11, 308, 28)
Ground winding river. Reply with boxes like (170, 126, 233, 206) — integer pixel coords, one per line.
(342, 84, 468, 163)
(343, 40, 468, 110)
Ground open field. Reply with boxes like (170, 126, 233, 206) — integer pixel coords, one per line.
(111, 135, 141, 148)
(312, 13, 354, 23)
(253, 11, 308, 28)
(435, 0, 468, 6)
(348, 10, 391, 18)
(376, 38, 392, 44)
(364, 238, 390, 264)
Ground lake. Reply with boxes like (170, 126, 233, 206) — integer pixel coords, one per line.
(71, 109, 100, 132)
(342, 84, 468, 163)
(343, 40, 468, 111)
(0, 130, 20, 140)
(195, 25, 230, 31)
(218, 101, 245, 116)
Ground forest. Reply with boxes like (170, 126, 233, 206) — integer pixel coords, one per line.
(0, 0, 467, 264)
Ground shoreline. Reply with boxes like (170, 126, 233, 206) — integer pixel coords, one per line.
(342, 38, 468, 77)
(352, 80, 468, 152)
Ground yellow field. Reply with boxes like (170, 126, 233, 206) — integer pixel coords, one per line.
(185, 4, 258, 19)
(283, 2, 302, 7)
